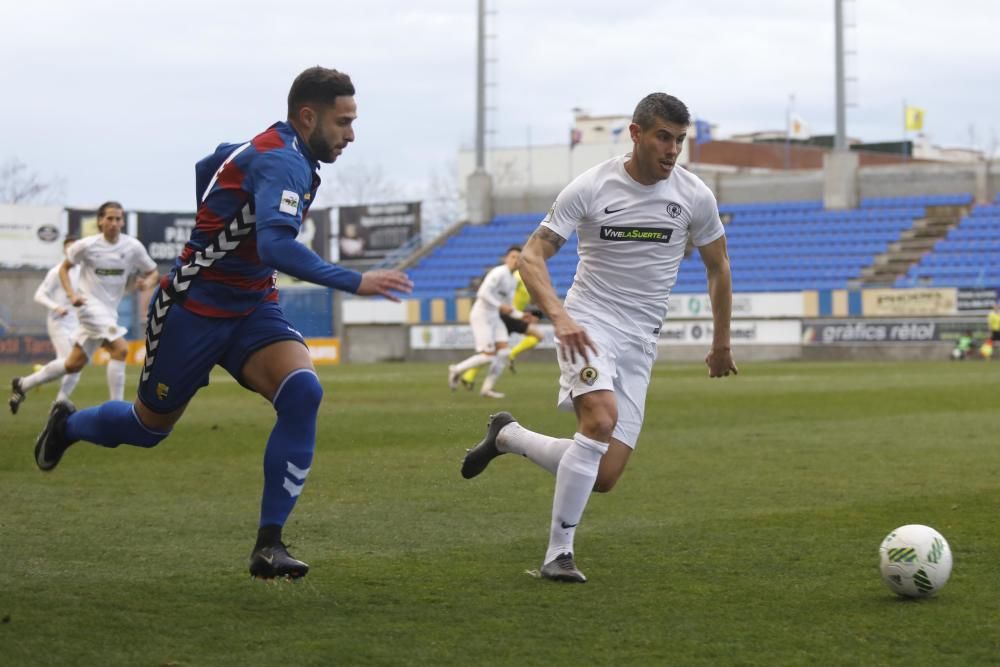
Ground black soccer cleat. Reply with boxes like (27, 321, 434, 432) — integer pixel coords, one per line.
(9, 377, 26, 415)
(507, 357, 517, 374)
(460, 411, 515, 479)
(34, 400, 77, 471)
(248, 542, 310, 580)
(540, 552, 587, 583)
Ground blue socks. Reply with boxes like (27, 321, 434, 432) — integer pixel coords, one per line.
(65, 400, 170, 448)
(259, 370, 322, 528)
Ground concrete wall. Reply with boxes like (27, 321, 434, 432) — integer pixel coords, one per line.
(342, 324, 409, 363)
(0, 269, 48, 333)
(857, 162, 981, 200)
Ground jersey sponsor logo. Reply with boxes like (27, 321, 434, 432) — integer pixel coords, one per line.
(666, 201, 684, 218)
(604, 206, 626, 214)
(280, 190, 300, 215)
(599, 226, 673, 243)
(94, 268, 126, 276)
(579, 366, 599, 386)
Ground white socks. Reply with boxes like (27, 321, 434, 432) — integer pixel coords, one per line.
(20, 358, 68, 391)
(480, 349, 510, 395)
(545, 433, 608, 564)
(497, 422, 574, 475)
(451, 353, 493, 375)
(56, 372, 81, 402)
(107, 359, 126, 401)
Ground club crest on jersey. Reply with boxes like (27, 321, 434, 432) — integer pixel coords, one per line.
(599, 226, 673, 243)
(666, 201, 683, 218)
(279, 190, 300, 215)
(580, 366, 599, 386)
(156, 383, 170, 400)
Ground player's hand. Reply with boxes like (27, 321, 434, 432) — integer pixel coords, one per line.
(53, 306, 68, 318)
(357, 269, 413, 303)
(705, 346, 738, 378)
(553, 314, 598, 365)
(70, 293, 86, 307)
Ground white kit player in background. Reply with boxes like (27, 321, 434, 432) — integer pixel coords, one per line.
(448, 245, 528, 399)
(460, 93, 738, 582)
(32, 236, 83, 403)
(10, 202, 159, 414)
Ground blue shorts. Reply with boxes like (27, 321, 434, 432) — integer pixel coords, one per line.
(137, 293, 305, 413)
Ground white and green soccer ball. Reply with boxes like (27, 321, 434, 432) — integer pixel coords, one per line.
(879, 524, 953, 598)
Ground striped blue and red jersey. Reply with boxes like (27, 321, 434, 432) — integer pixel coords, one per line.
(163, 121, 320, 317)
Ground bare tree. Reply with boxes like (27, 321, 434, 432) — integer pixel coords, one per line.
(422, 161, 460, 241)
(317, 163, 402, 208)
(0, 158, 66, 204)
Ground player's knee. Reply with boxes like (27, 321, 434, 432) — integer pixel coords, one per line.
(64, 358, 86, 373)
(273, 370, 323, 418)
(126, 407, 171, 448)
(593, 475, 619, 493)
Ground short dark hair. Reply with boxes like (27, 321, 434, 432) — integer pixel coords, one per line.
(506, 245, 522, 255)
(632, 93, 690, 130)
(287, 67, 355, 117)
(63, 234, 78, 246)
(97, 201, 124, 218)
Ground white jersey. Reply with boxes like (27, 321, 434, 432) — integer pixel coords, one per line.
(541, 154, 724, 341)
(34, 263, 81, 320)
(66, 234, 156, 313)
(475, 264, 518, 311)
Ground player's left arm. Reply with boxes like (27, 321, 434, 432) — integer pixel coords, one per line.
(699, 235, 737, 377)
(253, 153, 411, 300)
(132, 241, 160, 290)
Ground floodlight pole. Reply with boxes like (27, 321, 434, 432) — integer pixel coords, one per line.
(475, 0, 486, 170)
(834, 0, 847, 152)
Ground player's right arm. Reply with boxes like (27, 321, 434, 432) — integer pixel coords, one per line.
(58, 259, 85, 307)
(520, 186, 597, 363)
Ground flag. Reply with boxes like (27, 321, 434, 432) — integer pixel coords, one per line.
(905, 106, 925, 131)
(570, 128, 582, 149)
(694, 119, 712, 145)
(788, 113, 810, 140)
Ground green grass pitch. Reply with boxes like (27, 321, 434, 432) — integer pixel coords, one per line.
(1, 360, 999, 666)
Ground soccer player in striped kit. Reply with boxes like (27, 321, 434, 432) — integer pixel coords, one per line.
(30, 67, 412, 580)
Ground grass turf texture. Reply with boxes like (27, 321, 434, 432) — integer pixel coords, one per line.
(1, 360, 998, 666)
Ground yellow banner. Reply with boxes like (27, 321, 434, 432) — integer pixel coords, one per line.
(862, 287, 956, 317)
(905, 106, 925, 131)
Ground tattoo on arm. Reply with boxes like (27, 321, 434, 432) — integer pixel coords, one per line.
(529, 226, 566, 253)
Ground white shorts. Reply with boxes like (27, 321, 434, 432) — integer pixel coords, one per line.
(556, 318, 657, 449)
(469, 302, 508, 353)
(46, 313, 78, 359)
(72, 303, 127, 359)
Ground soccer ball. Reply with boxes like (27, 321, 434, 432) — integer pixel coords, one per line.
(879, 524, 953, 598)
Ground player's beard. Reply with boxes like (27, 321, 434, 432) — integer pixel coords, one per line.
(307, 128, 337, 164)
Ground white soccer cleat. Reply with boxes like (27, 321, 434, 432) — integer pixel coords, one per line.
(480, 389, 505, 399)
(447, 365, 461, 391)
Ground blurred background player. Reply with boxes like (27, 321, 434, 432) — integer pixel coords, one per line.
(10, 204, 158, 413)
(28, 66, 412, 581)
(460, 268, 544, 389)
(986, 303, 1000, 360)
(461, 93, 737, 582)
(448, 245, 523, 399)
(29, 235, 82, 404)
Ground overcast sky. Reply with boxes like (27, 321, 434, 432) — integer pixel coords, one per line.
(2, 0, 997, 212)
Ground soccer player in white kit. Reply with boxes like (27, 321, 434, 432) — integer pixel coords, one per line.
(10, 202, 159, 413)
(447, 246, 529, 399)
(31, 236, 83, 404)
(461, 93, 738, 582)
